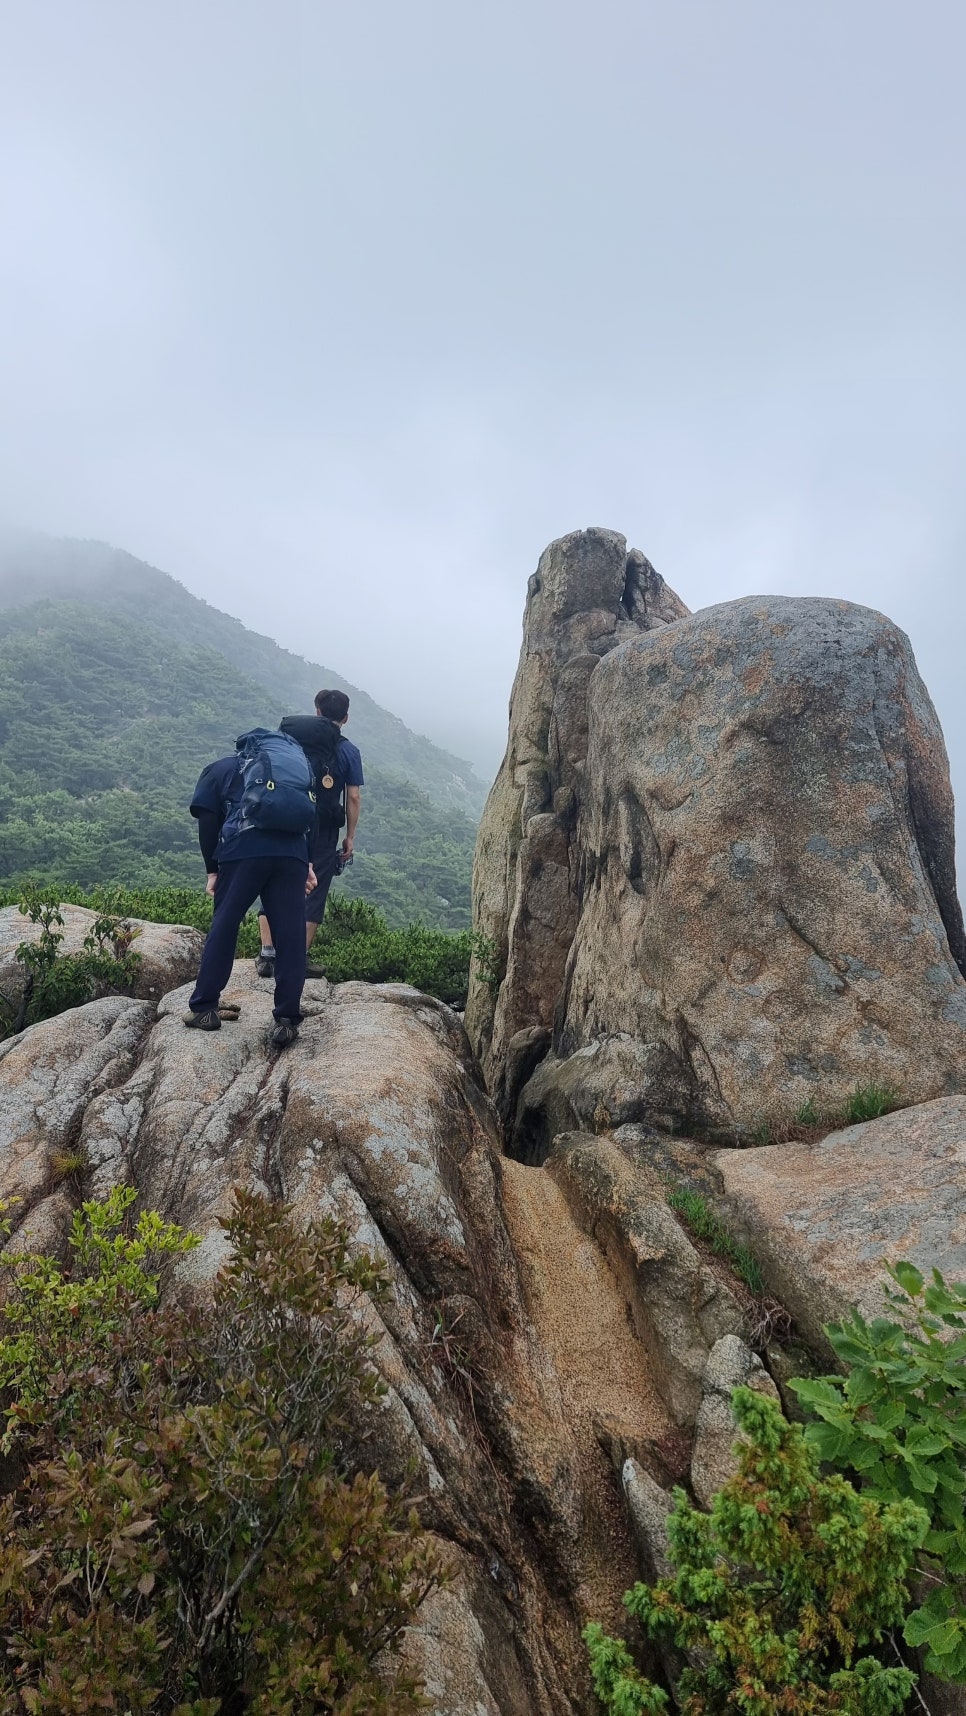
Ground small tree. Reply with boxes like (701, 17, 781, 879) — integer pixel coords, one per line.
(585, 1389, 927, 1716)
(0, 1187, 441, 1714)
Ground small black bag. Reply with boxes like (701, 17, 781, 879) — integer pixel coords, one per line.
(279, 715, 346, 826)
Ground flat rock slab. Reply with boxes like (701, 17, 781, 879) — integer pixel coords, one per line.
(714, 1096, 966, 1349)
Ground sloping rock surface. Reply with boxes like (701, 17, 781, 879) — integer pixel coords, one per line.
(712, 1096, 966, 1351)
(465, 528, 688, 1094)
(545, 1132, 745, 1424)
(516, 592, 966, 1141)
(0, 903, 204, 1005)
(0, 966, 677, 1715)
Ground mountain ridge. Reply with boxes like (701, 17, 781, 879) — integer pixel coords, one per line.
(0, 531, 489, 818)
(0, 534, 483, 928)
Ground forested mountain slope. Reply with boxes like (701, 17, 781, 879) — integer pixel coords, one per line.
(0, 540, 483, 929)
(0, 532, 488, 817)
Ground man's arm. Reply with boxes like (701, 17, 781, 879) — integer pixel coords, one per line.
(343, 786, 361, 856)
(196, 812, 221, 894)
(190, 761, 232, 894)
(196, 811, 221, 875)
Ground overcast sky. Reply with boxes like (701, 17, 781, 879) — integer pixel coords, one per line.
(1, 1, 964, 805)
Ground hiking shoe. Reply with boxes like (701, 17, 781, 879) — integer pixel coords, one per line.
(255, 953, 275, 978)
(305, 962, 327, 979)
(270, 1020, 299, 1049)
(183, 1009, 221, 1031)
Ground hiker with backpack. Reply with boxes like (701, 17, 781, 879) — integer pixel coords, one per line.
(185, 727, 318, 1047)
(255, 689, 364, 981)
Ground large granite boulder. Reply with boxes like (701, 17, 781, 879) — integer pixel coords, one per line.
(0, 964, 671, 1715)
(465, 529, 688, 1095)
(0, 902, 204, 1007)
(514, 594, 966, 1143)
(712, 1095, 966, 1351)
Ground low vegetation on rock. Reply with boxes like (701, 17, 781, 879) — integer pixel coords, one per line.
(747, 1084, 904, 1146)
(0, 1187, 440, 1714)
(0, 884, 142, 1036)
(663, 1187, 764, 1296)
(0, 886, 474, 1019)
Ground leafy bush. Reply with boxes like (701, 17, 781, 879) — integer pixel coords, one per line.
(792, 1261, 966, 1682)
(0, 883, 141, 1037)
(584, 1388, 927, 1715)
(0, 1187, 440, 1713)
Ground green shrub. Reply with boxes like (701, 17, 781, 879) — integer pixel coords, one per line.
(664, 1186, 764, 1294)
(0, 884, 474, 1008)
(842, 1083, 901, 1125)
(0, 1187, 440, 1713)
(792, 1261, 966, 1682)
(310, 896, 472, 1004)
(585, 1388, 927, 1715)
(469, 931, 501, 991)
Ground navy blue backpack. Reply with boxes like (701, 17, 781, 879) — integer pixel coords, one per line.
(227, 728, 316, 836)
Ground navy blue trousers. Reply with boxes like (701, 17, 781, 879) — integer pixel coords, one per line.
(259, 822, 340, 927)
(190, 857, 307, 1022)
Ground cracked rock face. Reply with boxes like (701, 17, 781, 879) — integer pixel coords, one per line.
(504, 589, 966, 1142)
(465, 528, 688, 1098)
(0, 967, 651, 1716)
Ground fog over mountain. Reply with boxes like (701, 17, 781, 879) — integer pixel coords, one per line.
(1, 2, 964, 832)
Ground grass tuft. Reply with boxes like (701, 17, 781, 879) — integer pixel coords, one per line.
(842, 1081, 901, 1124)
(665, 1186, 765, 1295)
(48, 1149, 88, 1190)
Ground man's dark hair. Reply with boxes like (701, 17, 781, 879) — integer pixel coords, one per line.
(314, 689, 350, 721)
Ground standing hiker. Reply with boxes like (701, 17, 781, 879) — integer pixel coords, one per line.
(256, 689, 364, 980)
(186, 729, 318, 1047)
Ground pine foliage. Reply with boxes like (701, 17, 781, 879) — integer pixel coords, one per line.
(585, 1389, 927, 1715)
